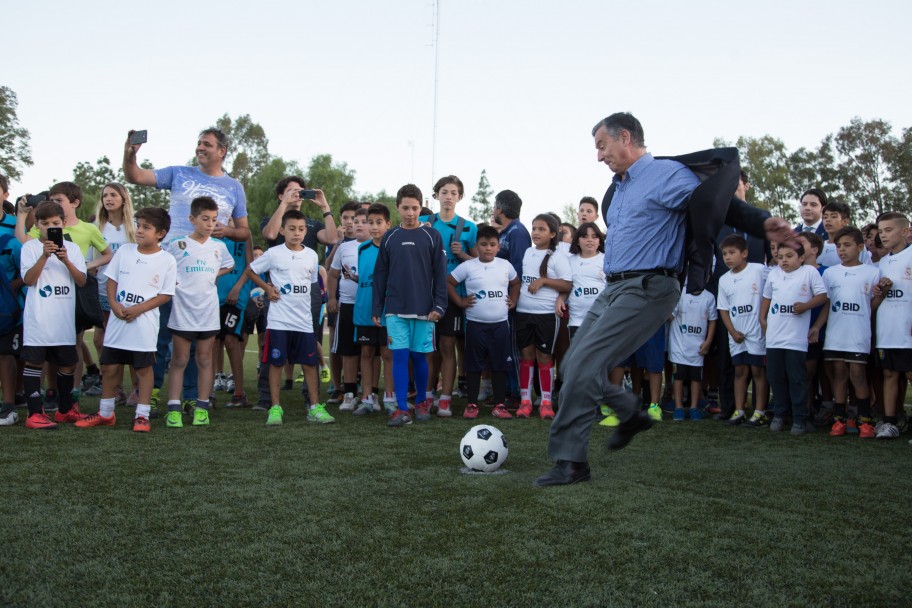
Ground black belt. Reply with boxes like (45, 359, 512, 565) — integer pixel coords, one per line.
(605, 268, 677, 283)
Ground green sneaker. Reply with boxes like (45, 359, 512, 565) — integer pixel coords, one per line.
(266, 405, 284, 426)
(600, 404, 611, 417)
(320, 366, 331, 383)
(166, 410, 183, 428)
(150, 388, 160, 409)
(307, 403, 336, 424)
(647, 404, 662, 422)
(182, 400, 195, 415)
(599, 409, 621, 427)
(193, 408, 210, 426)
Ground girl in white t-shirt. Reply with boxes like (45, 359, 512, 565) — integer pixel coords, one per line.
(91, 183, 137, 402)
(557, 222, 605, 340)
(515, 214, 572, 420)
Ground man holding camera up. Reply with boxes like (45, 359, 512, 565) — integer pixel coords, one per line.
(123, 127, 251, 411)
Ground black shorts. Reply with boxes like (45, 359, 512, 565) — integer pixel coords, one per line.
(262, 329, 318, 366)
(465, 320, 512, 373)
(0, 326, 22, 357)
(356, 325, 389, 349)
(100, 347, 156, 369)
(243, 300, 260, 336)
(21, 344, 78, 367)
(806, 341, 824, 361)
(331, 303, 360, 357)
(673, 363, 703, 383)
(823, 350, 869, 364)
(436, 301, 464, 337)
(731, 352, 765, 368)
(877, 348, 912, 373)
(219, 305, 246, 339)
(514, 312, 559, 354)
(170, 328, 220, 341)
(311, 288, 324, 343)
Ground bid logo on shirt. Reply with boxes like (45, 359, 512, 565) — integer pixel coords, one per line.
(831, 300, 861, 313)
(39, 285, 69, 298)
(729, 304, 753, 318)
(521, 275, 536, 285)
(770, 303, 795, 315)
(678, 324, 703, 334)
(117, 290, 146, 305)
(280, 283, 309, 295)
(886, 288, 904, 299)
(475, 290, 505, 300)
(574, 286, 600, 297)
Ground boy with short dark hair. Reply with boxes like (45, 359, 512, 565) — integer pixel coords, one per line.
(214, 229, 254, 408)
(19, 202, 88, 429)
(821, 226, 880, 438)
(716, 234, 770, 427)
(164, 197, 234, 428)
(669, 286, 717, 421)
(448, 225, 520, 419)
(760, 240, 828, 435)
(372, 184, 448, 427)
(354, 205, 395, 414)
(77, 208, 177, 432)
(246, 209, 334, 426)
(577, 196, 599, 225)
(871, 212, 912, 439)
(818, 201, 871, 267)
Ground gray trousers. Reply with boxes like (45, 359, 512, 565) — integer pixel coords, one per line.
(548, 274, 680, 462)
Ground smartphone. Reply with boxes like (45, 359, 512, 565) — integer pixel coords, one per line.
(129, 130, 148, 145)
(48, 227, 64, 249)
(298, 189, 318, 200)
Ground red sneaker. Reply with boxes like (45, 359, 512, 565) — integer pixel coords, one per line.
(463, 404, 479, 419)
(540, 401, 555, 420)
(492, 404, 512, 419)
(846, 418, 858, 434)
(75, 412, 116, 428)
(859, 422, 876, 438)
(54, 405, 86, 423)
(516, 400, 533, 418)
(829, 419, 846, 437)
(133, 416, 151, 433)
(26, 412, 58, 430)
(436, 398, 453, 418)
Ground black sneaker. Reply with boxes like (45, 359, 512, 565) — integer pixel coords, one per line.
(607, 410, 654, 451)
(743, 411, 769, 428)
(44, 389, 59, 413)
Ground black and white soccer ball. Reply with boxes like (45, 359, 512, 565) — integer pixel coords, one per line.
(460, 425, 508, 472)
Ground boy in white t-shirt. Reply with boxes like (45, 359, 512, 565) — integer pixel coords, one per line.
(716, 234, 770, 427)
(668, 286, 717, 421)
(246, 209, 335, 426)
(870, 212, 912, 439)
(77, 208, 177, 432)
(327, 207, 367, 413)
(821, 226, 880, 438)
(19, 202, 87, 430)
(760, 240, 828, 435)
(164, 197, 234, 428)
(447, 225, 520, 420)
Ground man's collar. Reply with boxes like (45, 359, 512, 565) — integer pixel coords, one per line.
(613, 153, 653, 184)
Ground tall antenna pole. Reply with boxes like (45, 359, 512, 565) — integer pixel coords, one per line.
(431, 0, 441, 195)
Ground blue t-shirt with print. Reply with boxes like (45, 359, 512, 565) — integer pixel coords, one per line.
(354, 241, 383, 327)
(154, 166, 247, 242)
(216, 237, 252, 311)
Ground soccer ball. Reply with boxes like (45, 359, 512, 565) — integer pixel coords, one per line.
(460, 425, 508, 472)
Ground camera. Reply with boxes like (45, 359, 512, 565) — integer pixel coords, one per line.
(25, 191, 50, 208)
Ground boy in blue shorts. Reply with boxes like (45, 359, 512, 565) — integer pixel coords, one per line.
(246, 209, 335, 426)
(354, 204, 394, 414)
(372, 184, 448, 427)
(610, 326, 667, 422)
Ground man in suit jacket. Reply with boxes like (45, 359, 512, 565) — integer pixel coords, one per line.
(794, 188, 829, 239)
(534, 112, 793, 487)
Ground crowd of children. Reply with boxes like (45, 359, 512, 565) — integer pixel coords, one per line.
(0, 170, 910, 443)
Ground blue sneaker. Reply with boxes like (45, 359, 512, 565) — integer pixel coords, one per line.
(673, 408, 686, 422)
(689, 408, 703, 421)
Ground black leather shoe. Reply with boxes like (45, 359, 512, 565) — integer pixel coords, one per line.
(533, 460, 591, 487)
(607, 411, 654, 451)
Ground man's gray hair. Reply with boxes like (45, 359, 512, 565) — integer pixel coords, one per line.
(591, 112, 645, 148)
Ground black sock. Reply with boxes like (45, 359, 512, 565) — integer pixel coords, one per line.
(885, 415, 898, 425)
(857, 398, 872, 420)
(492, 371, 507, 405)
(372, 386, 379, 396)
(834, 402, 846, 420)
(24, 366, 43, 416)
(86, 364, 100, 376)
(344, 382, 357, 395)
(467, 372, 481, 404)
(57, 371, 75, 414)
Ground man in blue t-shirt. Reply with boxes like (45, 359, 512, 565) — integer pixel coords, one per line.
(123, 127, 250, 409)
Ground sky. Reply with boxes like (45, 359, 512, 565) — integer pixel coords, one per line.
(5, 0, 911, 223)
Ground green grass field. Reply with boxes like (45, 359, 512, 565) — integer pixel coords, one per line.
(3, 345, 911, 607)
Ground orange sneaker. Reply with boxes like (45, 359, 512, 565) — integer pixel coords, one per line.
(26, 412, 58, 430)
(492, 404, 512, 419)
(540, 401, 555, 420)
(54, 405, 86, 423)
(516, 401, 533, 418)
(133, 416, 151, 433)
(75, 412, 116, 428)
(463, 404, 479, 419)
(829, 419, 846, 436)
(859, 422, 876, 438)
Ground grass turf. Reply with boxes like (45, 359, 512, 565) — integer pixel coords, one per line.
(3, 348, 911, 607)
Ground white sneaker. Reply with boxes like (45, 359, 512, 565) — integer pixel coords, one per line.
(876, 422, 900, 439)
(0, 409, 19, 426)
(213, 373, 226, 392)
(226, 374, 235, 393)
(340, 393, 356, 412)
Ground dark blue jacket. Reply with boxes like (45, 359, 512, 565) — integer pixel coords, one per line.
(372, 225, 448, 318)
